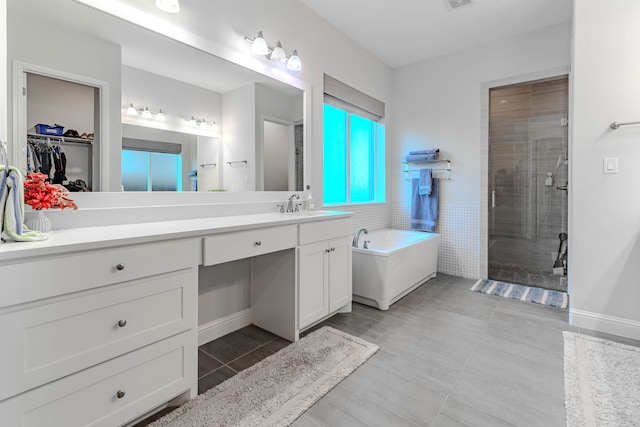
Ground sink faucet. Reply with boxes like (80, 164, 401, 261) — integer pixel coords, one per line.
(352, 228, 368, 248)
(286, 193, 300, 213)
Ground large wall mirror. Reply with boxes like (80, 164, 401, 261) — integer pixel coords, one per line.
(6, 0, 305, 192)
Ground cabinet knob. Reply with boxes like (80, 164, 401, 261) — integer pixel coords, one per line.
(116, 390, 126, 399)
(255, 241, 262, 246)
(330, 247, 336, 252)
(325, 249, 331, 253)
(117, 319, 127, 328)
(116, 263, 125, 271)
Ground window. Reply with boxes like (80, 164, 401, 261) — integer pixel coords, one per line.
(122, 150, 183, 191)
(323, 74, 385, 205)
(323, 104, 385, 205)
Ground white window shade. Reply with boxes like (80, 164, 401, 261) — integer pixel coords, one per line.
(323, 74, 385, 121)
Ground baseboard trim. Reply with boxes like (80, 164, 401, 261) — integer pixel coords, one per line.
(198, 309, 252, 346)
(570, 308, 640, 341)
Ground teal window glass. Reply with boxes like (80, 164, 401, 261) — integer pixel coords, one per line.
(323, 104, 385, 205)
(122, 149, 182, 191)
(323, 104, 347, 204)
(122, 149, 149, 191)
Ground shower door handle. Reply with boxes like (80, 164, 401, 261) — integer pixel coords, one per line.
(557, 183, 568, 195)
(491, 191, 496, 209)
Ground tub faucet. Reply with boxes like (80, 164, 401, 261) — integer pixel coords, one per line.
(352, 228, 368, 248)
(286, 193, 300, 212)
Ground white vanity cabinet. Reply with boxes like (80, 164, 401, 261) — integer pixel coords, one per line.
(0, 238, 199, 427)
(298, 218, 352, 330)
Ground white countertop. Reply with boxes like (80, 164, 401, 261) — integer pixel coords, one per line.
(0, 210, 352, 262)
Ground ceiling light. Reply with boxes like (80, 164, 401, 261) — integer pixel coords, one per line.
(250, 31, 269, 55)
(141, 106, 152, 119)
(155, 109, 166, 121)
(269, 41, 287, 63)
(287, 50, 302, 71)
(126, 103, 137, 116)
(156, 0, 180, 13)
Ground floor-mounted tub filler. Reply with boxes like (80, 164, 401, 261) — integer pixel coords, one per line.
(352, 228, 440, 310)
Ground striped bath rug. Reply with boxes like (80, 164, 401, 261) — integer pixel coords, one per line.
(471, 279, 568, 308)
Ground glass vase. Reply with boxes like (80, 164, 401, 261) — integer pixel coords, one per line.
(26, 209, 52, 233)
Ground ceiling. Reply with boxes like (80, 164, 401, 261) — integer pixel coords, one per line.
(298, 0, 573, 68)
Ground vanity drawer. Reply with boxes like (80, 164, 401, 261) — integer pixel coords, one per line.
(202, 224, 297, 266)
(0, 331, 196, 427)
(0, 238, 199, 308)
(299, 218, 351, 245)
(0, 268, 197, 402)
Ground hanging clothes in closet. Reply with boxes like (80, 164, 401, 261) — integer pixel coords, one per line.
(26, 136, 66, 183)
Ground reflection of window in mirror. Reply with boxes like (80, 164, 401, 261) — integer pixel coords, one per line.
(122, 149, 183, 191)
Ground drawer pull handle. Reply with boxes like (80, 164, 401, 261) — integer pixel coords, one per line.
(116, 390, 126, 399)
(325, 249, 331, 253)
(117, 319, 127, 328)
(116, 263, 126, 271)
(255, 241, 262, 246)
(330, 248, 336, 252)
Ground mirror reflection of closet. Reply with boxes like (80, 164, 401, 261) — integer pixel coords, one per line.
(25, 72, 98, 191)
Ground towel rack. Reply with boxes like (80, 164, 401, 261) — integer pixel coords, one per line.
(610, 121, 640, 130)
(226, 160, 248, 166)
(199, 163, 217, 168)
(403, 159, 451, 181)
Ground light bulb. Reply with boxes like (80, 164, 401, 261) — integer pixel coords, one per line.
(251, 31, 269, 55)
(187, 116, 197, 127)
(210, 121, 219, 132)
(156, 0, 180, 13)
(141, 107, 152, 119)
(270, 41, 287, 63)
(198, 119, 208, 129)
(156, 109, 166, 121)
(126, 103, 137, 116)
(287, 50, 302, 71)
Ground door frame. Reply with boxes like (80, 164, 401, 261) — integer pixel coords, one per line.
(479, 67, 570, 280)
(13, 61, 110, 190)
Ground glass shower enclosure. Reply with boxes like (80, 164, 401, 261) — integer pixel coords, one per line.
(488, 77, 568, 291)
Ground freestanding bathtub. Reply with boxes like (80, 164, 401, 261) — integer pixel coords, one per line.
(352, 228, 440, 310)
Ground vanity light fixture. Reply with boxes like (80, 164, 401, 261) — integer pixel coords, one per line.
(141, 106, 153, 119)
(126, 103, 137, 116)
(250, 31, 269, 55)
(210, 121, 219, 132)
(269, 41, 287, 63)
(155, 0, 180, 14)
(197, 118, 208, 129)
(155, 109, 166, 121)
(187, 116, 198, 127)
(244, 31, 302, 71)
(287, 50, 302, 71)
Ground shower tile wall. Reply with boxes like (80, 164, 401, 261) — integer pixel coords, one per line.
(392, 203, 480, 279)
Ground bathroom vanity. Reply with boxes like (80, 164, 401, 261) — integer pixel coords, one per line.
(0, 211, 352, 426)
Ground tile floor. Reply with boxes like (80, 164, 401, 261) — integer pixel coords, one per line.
(136, 274, 640, 426)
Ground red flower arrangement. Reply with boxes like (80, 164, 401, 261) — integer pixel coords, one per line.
(24, 173, 77, 211)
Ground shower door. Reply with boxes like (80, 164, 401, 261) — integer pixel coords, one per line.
(488, 77, 568, 291)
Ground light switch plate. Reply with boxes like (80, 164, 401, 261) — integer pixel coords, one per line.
(603, 157, 618, 174)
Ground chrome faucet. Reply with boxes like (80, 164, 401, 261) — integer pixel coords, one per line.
(352, 228, 368, 248)
(286, 193, 300, 213)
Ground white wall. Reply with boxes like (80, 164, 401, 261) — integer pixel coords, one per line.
(7, 8, 122, 191)
(222, 84, 256, 191)
(391, 23, 571, 278)
(570, 1, 640, 340)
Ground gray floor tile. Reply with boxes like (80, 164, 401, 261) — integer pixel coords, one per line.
(197, 366, 237, 394)
(227, 345, 274, 372)
(235, 324, 279, 345)
(197, 348, 223, 378)
(264, 336, 291, 352)
(433, 396, 517, 427)
(199, 330, 262, 363)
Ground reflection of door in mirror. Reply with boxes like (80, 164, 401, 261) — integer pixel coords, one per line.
(263, 119, 294, 192)
(24, 72, 98, 191)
